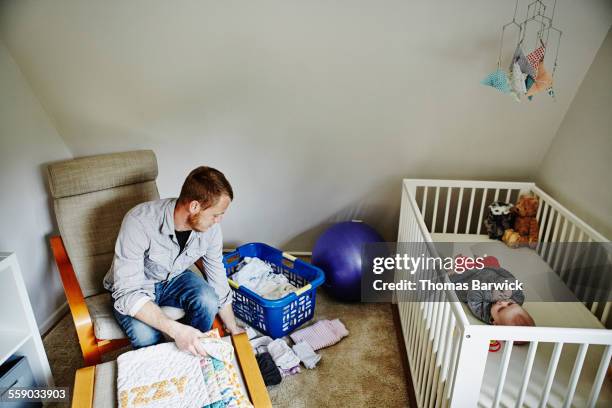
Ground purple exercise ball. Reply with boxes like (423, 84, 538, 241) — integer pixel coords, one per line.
(312, 221, 383, 301)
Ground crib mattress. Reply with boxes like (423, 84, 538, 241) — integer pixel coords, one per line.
(431, 233, 612, 407)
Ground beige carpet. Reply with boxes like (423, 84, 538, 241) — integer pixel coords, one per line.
(43, 290, 409, 407)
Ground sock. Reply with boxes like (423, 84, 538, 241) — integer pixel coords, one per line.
(255, 352, 282, 386)
(267, 339, 300, 370)
(292, 341, 321, 369)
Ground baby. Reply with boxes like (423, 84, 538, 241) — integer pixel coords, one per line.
(448, 266, 535, 327)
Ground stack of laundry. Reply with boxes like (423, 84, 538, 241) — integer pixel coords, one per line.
(246, 319, 349, 387)
(230, 257, 298, 300)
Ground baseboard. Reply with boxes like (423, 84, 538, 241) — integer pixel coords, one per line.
(40, 302, 68, 336)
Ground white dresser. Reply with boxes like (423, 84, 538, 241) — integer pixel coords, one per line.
(0, 252, 53, 386)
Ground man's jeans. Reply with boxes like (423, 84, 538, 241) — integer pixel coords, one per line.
(113, 271, 219, 348)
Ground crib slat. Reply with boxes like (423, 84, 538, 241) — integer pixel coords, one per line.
(431, 187, 440, 233)
(424, 339, 437, 408)
(535, 194, 544, 222)
(494, 188, 500, 201)
(515, 341, 539, 408)
(563, 343, 589, 408)
(436, 302, 450, 366)
(443, 188, 452, 233)
(454, 187, 464, 233)
(465, 188, 475, 234)
(544, 209, 556, 244)
(492, 341, 514, 408)
(419, 302, 435, 403)
(587, 246, 606, 314)
(601, 302, 611, 325)
(546, 211, 562, 264)
(476, 188, 488, 235)
(552, 218, 569, 272)
(445, 329, 461, 400)
(420, 333, 434, 407)
(505, 189, 511, 202)
(414, 305, 426, 401)
(567, 229, 585, 290)
(560, 223, 576, 282)
(432, 294, 444, 352)
(587, 345, 612, 408)
(422, 186, 429, 223)
(541, 208, 556, 258)
(538, 202, 550, 243)
(539, 342, 564, 408)
(440, 315, 456, 382)
(577, 237, 594, 302)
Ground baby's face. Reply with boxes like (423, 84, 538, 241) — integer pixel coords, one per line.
(490, 301, 523, 325)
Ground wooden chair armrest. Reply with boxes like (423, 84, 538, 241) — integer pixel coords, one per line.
(72, 365, 95, 408)
(232, 333, 272, 408)
(50, 235, 101, 365)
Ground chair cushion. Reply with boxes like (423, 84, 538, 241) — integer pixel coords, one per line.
(55, 182, 159, 296)
(85, 293, 185, 340)
(48, 150, 160, 297)
(47, 150, 158, 199)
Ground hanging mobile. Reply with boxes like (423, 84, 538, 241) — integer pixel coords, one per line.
(482, 0, 562, 102)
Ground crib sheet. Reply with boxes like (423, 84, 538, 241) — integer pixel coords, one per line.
(431, 232, 612, 407)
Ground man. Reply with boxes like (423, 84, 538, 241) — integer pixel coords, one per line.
(103, 166, 243, 356)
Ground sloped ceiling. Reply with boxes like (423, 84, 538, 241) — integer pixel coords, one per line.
(1, 0, 610, 248)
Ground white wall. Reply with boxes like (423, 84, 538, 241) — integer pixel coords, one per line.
(0, 41, 73, 331)
(2, 1, 610, 249)
(536, 28, 612, 240)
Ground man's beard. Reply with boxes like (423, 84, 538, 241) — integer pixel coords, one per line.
(187, 211, 206, 232)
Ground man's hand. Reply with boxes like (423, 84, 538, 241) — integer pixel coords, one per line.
(217, 303, 245, 336)
(167, 321, 209, 356)
(226, 324, 245, 335)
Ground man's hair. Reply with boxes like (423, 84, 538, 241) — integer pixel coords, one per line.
(178, 166, 233, 209)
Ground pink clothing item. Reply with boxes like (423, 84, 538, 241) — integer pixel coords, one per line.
(289, 319, 349, 351)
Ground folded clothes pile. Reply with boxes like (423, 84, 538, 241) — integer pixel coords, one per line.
(247, 318, 349, 386)
(231, 257, 298, 300)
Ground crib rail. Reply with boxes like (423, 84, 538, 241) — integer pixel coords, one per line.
(398, 179, 612, 408)
(405, 179, 612, 326)
(467, 324, 612, 408)
(405, 179, 533, 235)
(533, 186, 611, 326)
(398, 181, 471, 407)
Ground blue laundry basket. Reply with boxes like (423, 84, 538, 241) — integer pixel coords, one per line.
(223, 243, 325, 339)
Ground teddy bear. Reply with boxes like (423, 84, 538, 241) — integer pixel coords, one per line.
(484, 201, 515, 240)
(502, 195, 540, 248)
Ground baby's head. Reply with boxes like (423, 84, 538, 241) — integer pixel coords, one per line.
(490, 301, 535, 327)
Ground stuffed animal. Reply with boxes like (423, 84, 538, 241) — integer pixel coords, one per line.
(502, 195, 540, 248)
(484, 202, 515, 240)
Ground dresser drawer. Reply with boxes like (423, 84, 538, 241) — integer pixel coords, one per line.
(0, 356, 41, 407)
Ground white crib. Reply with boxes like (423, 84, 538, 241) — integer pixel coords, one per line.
(396, 179, 612, 408)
